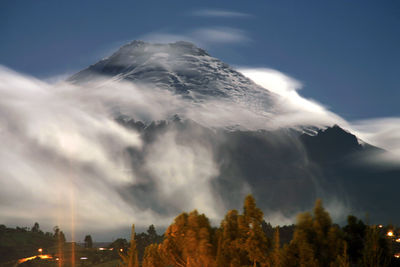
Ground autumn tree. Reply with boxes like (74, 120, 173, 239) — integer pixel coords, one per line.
(312, 199, 343, 265)
(163, 210, 216, 267)
(242, 195, 270, 267)
(119, 224, 139, 267)
(142, 244, 166, 267)
(216, 209, 243, 267)
(270, 227, 283, 267)
(143, 210, 217, 267)
(283, 199, 344, 267)
(283, 212, 318, 267)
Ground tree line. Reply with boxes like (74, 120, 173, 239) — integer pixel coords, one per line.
(119, 195, 400, 267)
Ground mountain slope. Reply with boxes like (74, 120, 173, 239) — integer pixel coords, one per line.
(69, 41, 400, 225)
(69, 41, 277, 113)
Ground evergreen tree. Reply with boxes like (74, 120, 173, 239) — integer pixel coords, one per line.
(343, 215, 366, 263)
(216, 209, 242, 267)
(84, 235, 93, 248)
(119, 224, 139, 267)
(243, 195, 270, 267)
(284, 212, 318, 267)
(158, 210, 216, 267)
(142, 244, 165, 267)
(283, 199, 344, 267)
(334, 242, 350, 267)
(147, 225, 157, 241)
(270, 227, 283, 267)
(31, 222, 40, 233)
(362, 225, 390, 267)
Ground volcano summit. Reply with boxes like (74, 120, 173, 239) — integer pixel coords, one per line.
(66, 41, 400, 226)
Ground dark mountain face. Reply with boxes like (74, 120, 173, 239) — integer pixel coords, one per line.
(70, 41, 400, 225)
(116, 117, 400, 224)
(300, 125, 364, 164)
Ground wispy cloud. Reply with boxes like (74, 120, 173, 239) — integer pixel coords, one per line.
(239, 68, 347, 128)
(239, 67, 400, 161)
(139, 33, 195, 45)
(351, 117, 400, 162)
(192, 9, 252, 18)
(193, 27, 250, 44)
(141, 27, 251, 47)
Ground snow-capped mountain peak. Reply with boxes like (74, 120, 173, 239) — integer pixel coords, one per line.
(69, 41, 276, 109)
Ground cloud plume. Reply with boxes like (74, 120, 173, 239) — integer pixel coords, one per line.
(0, 62, 399, 240)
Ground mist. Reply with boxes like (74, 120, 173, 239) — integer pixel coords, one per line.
(0, 64, 399, 241)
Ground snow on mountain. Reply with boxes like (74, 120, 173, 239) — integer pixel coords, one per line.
(69, 41, 278, 117)
(64, 40, 400, 226)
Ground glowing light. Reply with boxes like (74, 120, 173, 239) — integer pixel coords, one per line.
(80, 257, 88, 260)
(18, 254, 53, 264)
(378, 224, 383, 228)
(395, 253, 400, 258)
(120, 248, 123, 252)
(99, 247, 106, 250)
(38, 248, 43, 254)
(387, 231, 394, 237)
(396, 238, 400, 243)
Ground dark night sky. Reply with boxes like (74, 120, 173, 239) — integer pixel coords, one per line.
(1, 0, 399, 120)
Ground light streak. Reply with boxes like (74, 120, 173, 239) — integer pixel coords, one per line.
(18, 254, 53, 264)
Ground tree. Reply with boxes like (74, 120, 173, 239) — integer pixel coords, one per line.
(283, 199, 344, 267)
(119, 224, 139, 267)
(334, 242, 350, 267)
(216, 209, 242, 267)
(242, 195, 270, 267)
(84, 235, 93, 248)
(142, 244, 166, 267)
(151, 210, 216, 267)
(284, 212, 318, 267)
(53, 226, 66, 244)
(270, 227, 283, 267)
(31, 222, 40, 233)
(147, 225, 157, 240)
(343, 215, 366, 263)
(362, 225, 390, 267)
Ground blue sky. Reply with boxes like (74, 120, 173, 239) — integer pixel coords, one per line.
(1, 0, 399, 120)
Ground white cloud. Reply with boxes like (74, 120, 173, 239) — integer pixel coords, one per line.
(192, 9, 252, 18)
(140, 27, 250, 47)
(193, 27, 250, 44)
(0, 67, 160, 237)
(350, 117, 400, 162)
(239, 67, 400, 160)
(1, 61, 399, 239)
(144, 130, 223, 221)
(239, 68, 347, 128)
(140, 33, 196, 45)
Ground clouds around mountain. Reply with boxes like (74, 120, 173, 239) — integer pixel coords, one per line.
(240, 68, 400, 162)
(0, 58, 398, 240)
(140, 27, 251, 48)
